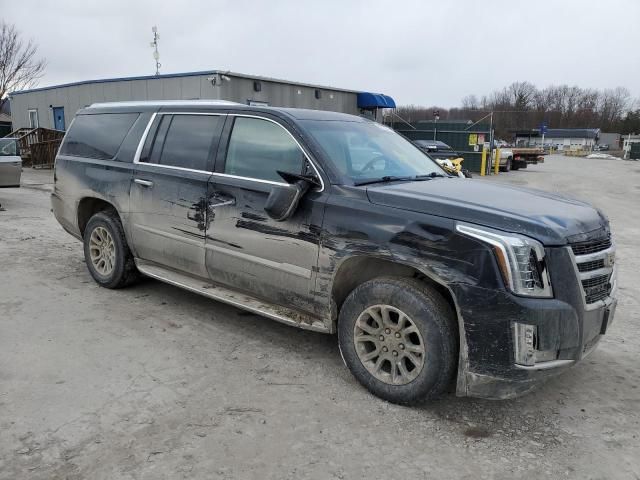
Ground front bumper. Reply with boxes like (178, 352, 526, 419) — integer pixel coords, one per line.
(451, 245, 617, 400)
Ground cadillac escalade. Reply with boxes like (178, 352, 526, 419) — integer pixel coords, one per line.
(51, 100, 617, 403)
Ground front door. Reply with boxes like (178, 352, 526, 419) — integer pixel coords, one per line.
(52, 107, 65, 130)
(205, 115, 325, 310)
(129, 112, 225, 277)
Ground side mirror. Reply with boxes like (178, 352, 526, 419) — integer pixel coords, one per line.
(263, 171, 317, 221)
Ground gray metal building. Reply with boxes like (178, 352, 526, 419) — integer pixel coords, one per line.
(8, 70, 395, 131)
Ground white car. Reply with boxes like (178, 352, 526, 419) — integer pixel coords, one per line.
(0, 138, 21, 187)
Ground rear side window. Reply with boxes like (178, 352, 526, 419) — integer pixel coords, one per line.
(225, 117, 304, 182)
(60, 113, 139, 160)
(141, 114, 222, 172)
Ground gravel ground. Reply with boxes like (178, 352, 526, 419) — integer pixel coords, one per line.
(0, 155, 639, 479)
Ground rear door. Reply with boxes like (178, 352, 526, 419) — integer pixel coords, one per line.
(129, 112, 225, 277)
(204, 114, 326, 309)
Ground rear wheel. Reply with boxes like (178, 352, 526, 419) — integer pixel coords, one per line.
(83, 210, 139, 288)
(338, 277, 458, 404)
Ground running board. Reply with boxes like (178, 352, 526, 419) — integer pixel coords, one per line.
(135, 259, 329, 333)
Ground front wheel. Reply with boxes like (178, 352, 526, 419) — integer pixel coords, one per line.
(338, 277, 458, 404)
(83, 210, 139, 289)
(505, 157, 512, 172)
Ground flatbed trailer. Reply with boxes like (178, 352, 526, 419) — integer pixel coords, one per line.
(511, 147, 545, 166)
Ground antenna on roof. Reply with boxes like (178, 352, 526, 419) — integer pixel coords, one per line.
(150, 26, 161, 75)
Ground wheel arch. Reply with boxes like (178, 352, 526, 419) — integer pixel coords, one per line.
(330, 254, 469, 397)
(330, 255, 460, 329)
(77, 197, 120, 238)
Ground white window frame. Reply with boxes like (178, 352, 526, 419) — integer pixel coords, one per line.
(28, 109, 39, 128)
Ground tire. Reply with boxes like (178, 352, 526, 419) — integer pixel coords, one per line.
(462, 169, 472, 178)
(338, 277, 458, 405)
(505, 157, 512, 172)
(83, 210, 139, 289)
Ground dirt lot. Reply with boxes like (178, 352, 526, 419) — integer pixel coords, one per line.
(1, 155, 639, 479)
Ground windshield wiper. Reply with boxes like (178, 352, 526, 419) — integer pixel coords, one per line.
(414, 172, 450, 179)
(354, 173, 449, 186)
(354, 176, 416, 186)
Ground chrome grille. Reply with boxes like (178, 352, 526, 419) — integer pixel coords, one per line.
(571, 236, 612, 256)
(577, 259, 605, 272)
(569, 236, 615, 307)
(581, 274, 611, 304)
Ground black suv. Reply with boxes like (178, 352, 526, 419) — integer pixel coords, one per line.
(52, 101, 617, 403)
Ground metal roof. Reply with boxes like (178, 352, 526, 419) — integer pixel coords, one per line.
(9, 70, 361, 96)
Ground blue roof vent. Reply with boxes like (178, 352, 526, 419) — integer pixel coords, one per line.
(357, 92, 396, 109)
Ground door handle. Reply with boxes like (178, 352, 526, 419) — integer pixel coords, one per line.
(208, 199, 235, 209)
(134, 178, 154, 187)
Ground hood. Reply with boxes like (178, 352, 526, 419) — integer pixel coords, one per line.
(366, 178, 608, 245)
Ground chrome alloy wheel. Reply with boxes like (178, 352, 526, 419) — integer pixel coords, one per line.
(353, 305, 426, 385)
(89, 226, 116, 276)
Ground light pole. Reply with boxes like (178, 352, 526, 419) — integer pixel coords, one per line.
(433, 110, 440, 141)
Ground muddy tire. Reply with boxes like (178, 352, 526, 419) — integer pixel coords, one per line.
(83, 210, 139, 289)
(338, 277, 458, 405)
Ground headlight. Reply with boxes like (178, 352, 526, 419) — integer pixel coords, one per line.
(456, 223, 553, 298)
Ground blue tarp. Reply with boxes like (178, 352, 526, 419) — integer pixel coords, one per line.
(357, 92, 396, 109)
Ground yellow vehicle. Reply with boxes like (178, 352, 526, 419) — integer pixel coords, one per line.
(413, 140, 472, 178)
(437, 156, 471, 178)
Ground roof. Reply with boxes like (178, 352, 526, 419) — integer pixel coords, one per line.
(88, 99, 240, 109)
(82, 100, 367, 122)
(9, 69, 361, 96)
(514, 128, 600, 139)
(413, 140, 451, 148)
(0, 112, 11, 123)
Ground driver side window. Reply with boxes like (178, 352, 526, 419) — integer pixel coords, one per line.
(225, 117, 304, 182)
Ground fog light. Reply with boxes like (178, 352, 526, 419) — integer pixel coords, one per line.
(513, 322, 536, 366)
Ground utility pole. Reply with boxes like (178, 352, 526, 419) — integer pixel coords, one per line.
(150, 26, 161, 75)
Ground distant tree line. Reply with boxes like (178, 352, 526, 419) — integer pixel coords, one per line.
(393, 82, 640, 140)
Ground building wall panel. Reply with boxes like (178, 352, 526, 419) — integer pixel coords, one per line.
(9, 72, 364, 129)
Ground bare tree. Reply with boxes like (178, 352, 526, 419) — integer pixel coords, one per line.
(508, 81, 536, 110)
(461, 95, 479, 110)
(0, 22, 46, 99)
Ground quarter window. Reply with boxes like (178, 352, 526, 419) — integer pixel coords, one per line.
(60, 113, 139, 160)
(225, 117, 304, 182)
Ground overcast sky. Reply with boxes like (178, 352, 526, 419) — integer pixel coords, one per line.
(5, 0, 640, 106)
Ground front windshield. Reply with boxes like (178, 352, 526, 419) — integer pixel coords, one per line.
(302, 120, 443, 183)
(0, 139, 18, 156)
